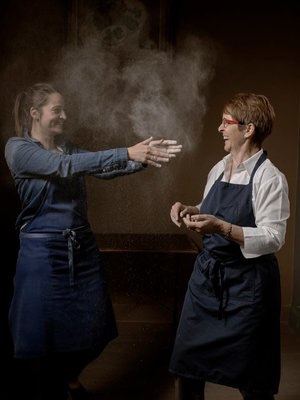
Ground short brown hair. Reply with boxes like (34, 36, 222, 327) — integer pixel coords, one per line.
(223, 93, 275, 146)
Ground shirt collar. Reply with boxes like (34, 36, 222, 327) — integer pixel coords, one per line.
(23, 128, 67, 151)
(223, 149, 264, 176)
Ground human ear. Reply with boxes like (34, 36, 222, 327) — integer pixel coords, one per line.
(244, 122, 255, 139)
(30, 107, 40, 120)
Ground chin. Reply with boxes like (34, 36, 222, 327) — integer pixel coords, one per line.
(54, 130, 64, 136)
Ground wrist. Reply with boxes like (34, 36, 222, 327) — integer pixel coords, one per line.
(223, 222, 232, 240)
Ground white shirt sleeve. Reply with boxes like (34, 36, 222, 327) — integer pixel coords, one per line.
(241, 162, 290, 258)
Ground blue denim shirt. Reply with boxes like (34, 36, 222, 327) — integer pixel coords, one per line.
(5, 131, 145, 228)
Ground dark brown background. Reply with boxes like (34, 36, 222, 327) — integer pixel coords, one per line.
(0, 0, 299, 332)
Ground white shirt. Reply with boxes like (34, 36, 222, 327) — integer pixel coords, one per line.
(197, 150, 290, 259)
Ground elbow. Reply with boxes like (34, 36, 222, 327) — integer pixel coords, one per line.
(264, 228, 285, 253)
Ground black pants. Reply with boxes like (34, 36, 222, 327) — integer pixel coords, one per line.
(239, 389, 275, 400)
(175, 377, 205, 400)
(13, 349, 99, 400)
(175, 377, 275, 400)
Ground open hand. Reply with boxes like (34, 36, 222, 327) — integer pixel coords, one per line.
(128, 137, 182, 168)
(149, 139, 182, 159)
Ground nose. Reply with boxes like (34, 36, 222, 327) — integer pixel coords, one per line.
(60, 110, 67, 120)
(218, 123, 224, 132)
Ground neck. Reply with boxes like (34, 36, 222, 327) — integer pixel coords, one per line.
(31, 129, 56, 151)
(231, 145, 261, 167)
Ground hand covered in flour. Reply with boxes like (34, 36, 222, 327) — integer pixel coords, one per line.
(127, 137, 182, 168)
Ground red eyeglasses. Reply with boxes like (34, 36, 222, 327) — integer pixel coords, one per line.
(221, 118, 243, 128)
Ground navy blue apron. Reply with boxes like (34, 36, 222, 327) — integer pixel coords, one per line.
(9, 174, 118, 358)
(169, 152, 281, 394)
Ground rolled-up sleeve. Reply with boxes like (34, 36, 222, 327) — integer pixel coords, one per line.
(242, 170, 290, 258)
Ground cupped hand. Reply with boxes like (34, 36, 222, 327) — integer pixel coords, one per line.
(170, 202, 199, 227)
(183, 213, 221, 234)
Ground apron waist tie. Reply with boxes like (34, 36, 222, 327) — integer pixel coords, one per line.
(62, 229, 81, 286)
(216, 264, 225, 320)
(20, 226, 89, 287)
(208, 261, 225, 320)
(199, 251, 226, 320)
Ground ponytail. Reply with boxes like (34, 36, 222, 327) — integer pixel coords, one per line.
(14, 91, 30, 136)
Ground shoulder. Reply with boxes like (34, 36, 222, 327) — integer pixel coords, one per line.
(207, 158, 225, 180)
(5, 136, 31, 153)
(257, 158, 287, 179)
(255, 158, 288, 187)
(6, 136, 27, 145)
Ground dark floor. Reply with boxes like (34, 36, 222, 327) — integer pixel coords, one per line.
(79, 299, 300, 400)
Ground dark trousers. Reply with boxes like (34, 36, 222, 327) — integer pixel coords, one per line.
(239, 389, 275, 400)
(175, 377, 205, 400)
(13, 349, 99, 400)
(175, 377, 275, 400)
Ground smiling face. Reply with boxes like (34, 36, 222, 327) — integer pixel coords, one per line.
(31, 92, 66, 138)
(218, 113, 247, 154)
(221, 93, 275, 149)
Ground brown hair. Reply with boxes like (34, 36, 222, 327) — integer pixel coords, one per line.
(223, 93, 275, 146)
(13, 82, 58, 137)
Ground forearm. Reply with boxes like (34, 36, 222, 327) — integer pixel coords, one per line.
(91, 160, 146, 179)
(218, 220, 244, 246)
(241, 224, 287, 257)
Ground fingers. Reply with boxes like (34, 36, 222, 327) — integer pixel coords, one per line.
(161, 139, 178, 145)
(149, 148, 169, 157)
(151, 139, 178, 145)
(148, 160, 162, 168)
(167, 144, 182, 157)
(129, 137, 182, 166)
(148, 146, 181, 160)
(167, 145, 183, 150)
(149, 139, 183, 155)
(149, 139, 164, 145)
(145, 153, 170, 168)
(183, 216, 199, 232)
(142, 137, 154, 144)
(170, 202, 184, 227)
(171, 214, 182, 227)
(147, 148, 171, 165)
